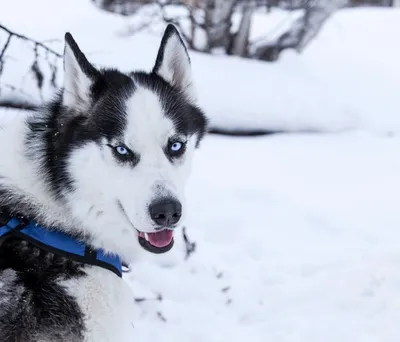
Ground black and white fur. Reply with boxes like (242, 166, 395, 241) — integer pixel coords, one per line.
(0, 24, 207, 342)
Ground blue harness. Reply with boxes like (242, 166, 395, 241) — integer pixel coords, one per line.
(0, 216, 123, 277)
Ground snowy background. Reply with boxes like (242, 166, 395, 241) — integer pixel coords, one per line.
(1, 0, 400, 341)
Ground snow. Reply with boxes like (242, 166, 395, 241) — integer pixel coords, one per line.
(123, 131, 400, 342)
(1, 1, 400, 133)
(1, 1, 400, 341)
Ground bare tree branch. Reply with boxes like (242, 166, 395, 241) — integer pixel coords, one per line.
(0, 34, 12, 76)
(0, 100, 37, 111)
(253, 0, 348, 61)
(0, 83, 38, 110)
(0, 25, 62, 58)
(231, 0, 255, 56)
(0, 25, 62, 110)
(155, 0, 197, 49)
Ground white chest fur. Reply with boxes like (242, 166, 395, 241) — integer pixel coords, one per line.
(61, 267, 135, 342)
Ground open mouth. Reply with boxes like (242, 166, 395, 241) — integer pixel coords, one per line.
(137, 229, 174, 254)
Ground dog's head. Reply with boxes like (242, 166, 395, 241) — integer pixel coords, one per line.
(45, 25, 207, 261)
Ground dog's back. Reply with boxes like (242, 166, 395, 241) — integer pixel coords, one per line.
(0, 236, 86, 342)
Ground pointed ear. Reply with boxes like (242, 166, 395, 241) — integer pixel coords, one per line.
(153, 24, 196, 102)
(63, 33, 99, 109)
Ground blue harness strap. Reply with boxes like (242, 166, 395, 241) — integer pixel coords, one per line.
(0, 217, 123, 277)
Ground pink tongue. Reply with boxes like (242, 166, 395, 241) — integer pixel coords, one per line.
(147, 230, 173, 248)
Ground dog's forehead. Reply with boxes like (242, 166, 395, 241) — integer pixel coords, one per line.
(123, 85, 176, 147)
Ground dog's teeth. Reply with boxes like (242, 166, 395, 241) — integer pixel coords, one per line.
(144, 233, 149, 242)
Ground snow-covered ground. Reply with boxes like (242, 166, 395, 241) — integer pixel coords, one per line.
(1, 0, 400, 341)
(124, 131, 400, 342)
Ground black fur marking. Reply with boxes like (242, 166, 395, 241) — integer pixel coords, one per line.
(0, 237, 87, 342)
(133, 71, 208, 145)
(26, 69, 135, 198)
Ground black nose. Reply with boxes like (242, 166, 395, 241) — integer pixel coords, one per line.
(149, 198, 182, 227)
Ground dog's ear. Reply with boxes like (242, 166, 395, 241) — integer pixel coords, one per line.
(153, 24, 196, 102)
(63, 33, 99, 109)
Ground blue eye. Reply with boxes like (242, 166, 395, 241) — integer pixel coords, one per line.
(107, 143, 139, 166)
(115, 146, 129, 155)
(167, 140, 186, 158)
(170, 142, 182, 152)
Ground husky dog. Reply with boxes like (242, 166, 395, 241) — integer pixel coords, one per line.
(0, 24, 207, 342)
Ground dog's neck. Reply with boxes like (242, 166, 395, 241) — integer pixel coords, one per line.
(0, 111, 72, 229)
